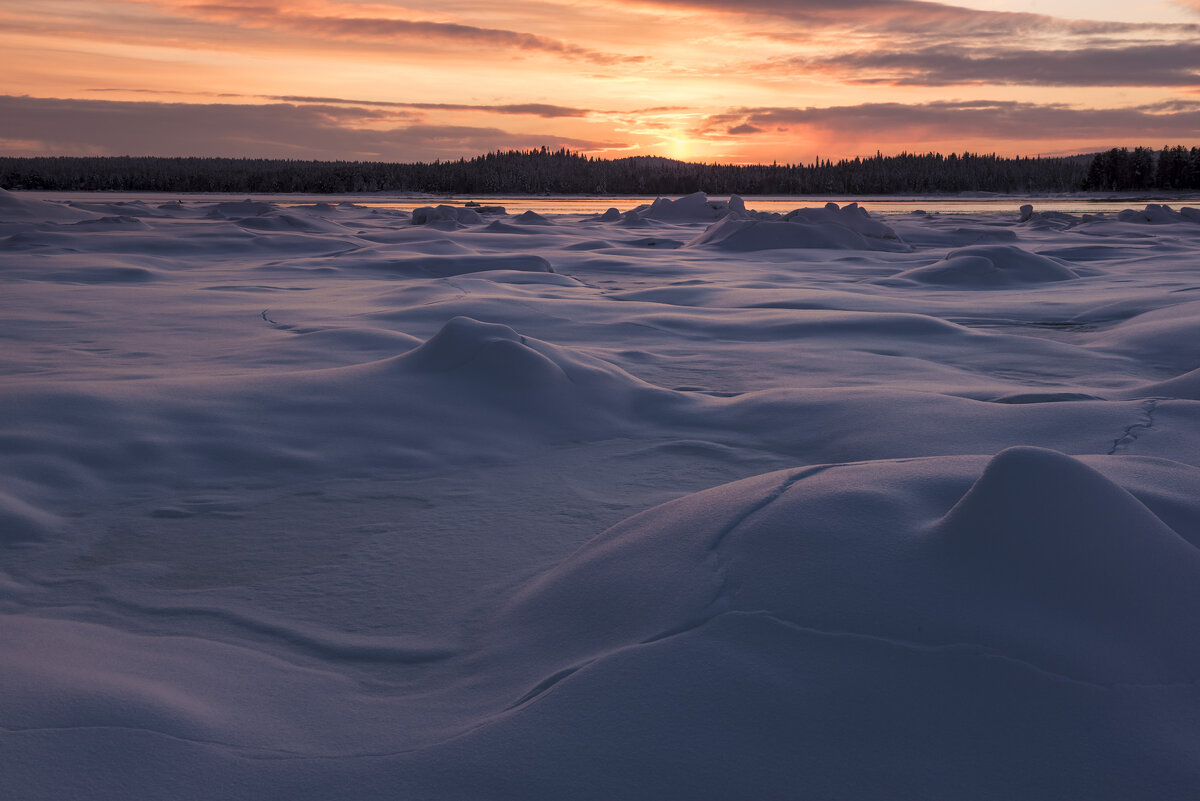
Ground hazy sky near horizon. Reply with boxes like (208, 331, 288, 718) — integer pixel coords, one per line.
(3, 0, 1199, 163)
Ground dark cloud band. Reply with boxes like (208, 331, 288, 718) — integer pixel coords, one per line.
(777, 43, 1200, 87)
(0, 96, 616, 161)
(705, 100, 1200, 141)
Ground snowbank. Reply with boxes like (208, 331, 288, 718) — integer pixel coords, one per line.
(630, 191, 747, 222)
(884, 244, 1079, 287)
(1116, 204, 1200, 224)
(411, 204, 483, 226)
(686, 203, 909, 251)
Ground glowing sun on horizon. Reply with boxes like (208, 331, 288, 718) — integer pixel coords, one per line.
(662, 132, 694, 161)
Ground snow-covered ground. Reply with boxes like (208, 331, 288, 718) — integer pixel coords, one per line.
(2, 189, 1199, 798)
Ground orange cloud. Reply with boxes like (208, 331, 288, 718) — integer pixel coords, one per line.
(145, 0, 647, 64)
(3, 0, 1198, 163)
(620, 0, 1197, 38)
(761, 42, 1200, 87)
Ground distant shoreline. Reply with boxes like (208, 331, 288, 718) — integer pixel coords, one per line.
(0, 150, 1095, 195)
(10, 187, 1199, 217)
(5, 148, 1196, 196)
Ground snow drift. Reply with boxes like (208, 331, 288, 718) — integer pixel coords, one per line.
(2, 192, 1199, 800)
(884, 244, 1080, 287)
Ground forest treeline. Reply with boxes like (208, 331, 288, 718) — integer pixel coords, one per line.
(1, 146, 1197, 195)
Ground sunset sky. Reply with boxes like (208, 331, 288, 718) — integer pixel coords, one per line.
(3, 0, 1199, 163)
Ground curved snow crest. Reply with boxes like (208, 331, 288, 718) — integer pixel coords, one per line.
(397, 317, 571, 385)
(230, 211, 356, 235)
(393, 316, 645, 384)
(0, 318, 687, 502)
(0, 490, 62, 543)
(884, 244, 1079, 287)
(930, 447, 1200, 680)
(513, 210, 554, 226)
(1085, 299, 1200, 372)
(360, 316, 674, 423)
(685, 202, 910, 252)
(496, 447, 1200, 687)
(1121, 366, 1200, 400)
(0, 187, 100, 222)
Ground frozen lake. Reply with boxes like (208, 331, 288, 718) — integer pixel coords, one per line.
(19, 189, 1200, 215)
(2, 189, 1200, 799)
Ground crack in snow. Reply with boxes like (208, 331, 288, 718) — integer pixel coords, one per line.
(701, 464, 837, 617)
(1107, 398, 1161, 455)
(503, 659, 598, 711)
(708, 465, 835, 556)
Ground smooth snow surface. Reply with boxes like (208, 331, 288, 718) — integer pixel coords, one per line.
(3, 189, 1200, 799)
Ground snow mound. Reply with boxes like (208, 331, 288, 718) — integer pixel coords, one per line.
(411, 205, 483, 226)
(353, 316, 666, 435)
(512, 210, 554, 225)
(929, 447, 1200, 680)
(393, 317, 643, 392)
(497, 446, 1200, 685)
(1116, 204, 1200, 224)
(886, 244, 1079, 287)
(405, 448, 1200, 797)
(686, 203, 908, 252)
(396, 317, 567, 385)
(634, 192, 747, 221)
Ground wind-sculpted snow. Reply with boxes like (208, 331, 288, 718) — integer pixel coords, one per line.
(883, 244, 1080, 287)
(457, 451, 1200, 781)
(410, 204, 481, 226)
(1085, 300, 1200, 372)
(1116, 203, 1200, 225)
(2, 191, 1200, 799)
(631, 191, 747, 221)
(686, 201, 910, 252)
(0, 187, 99, 222)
